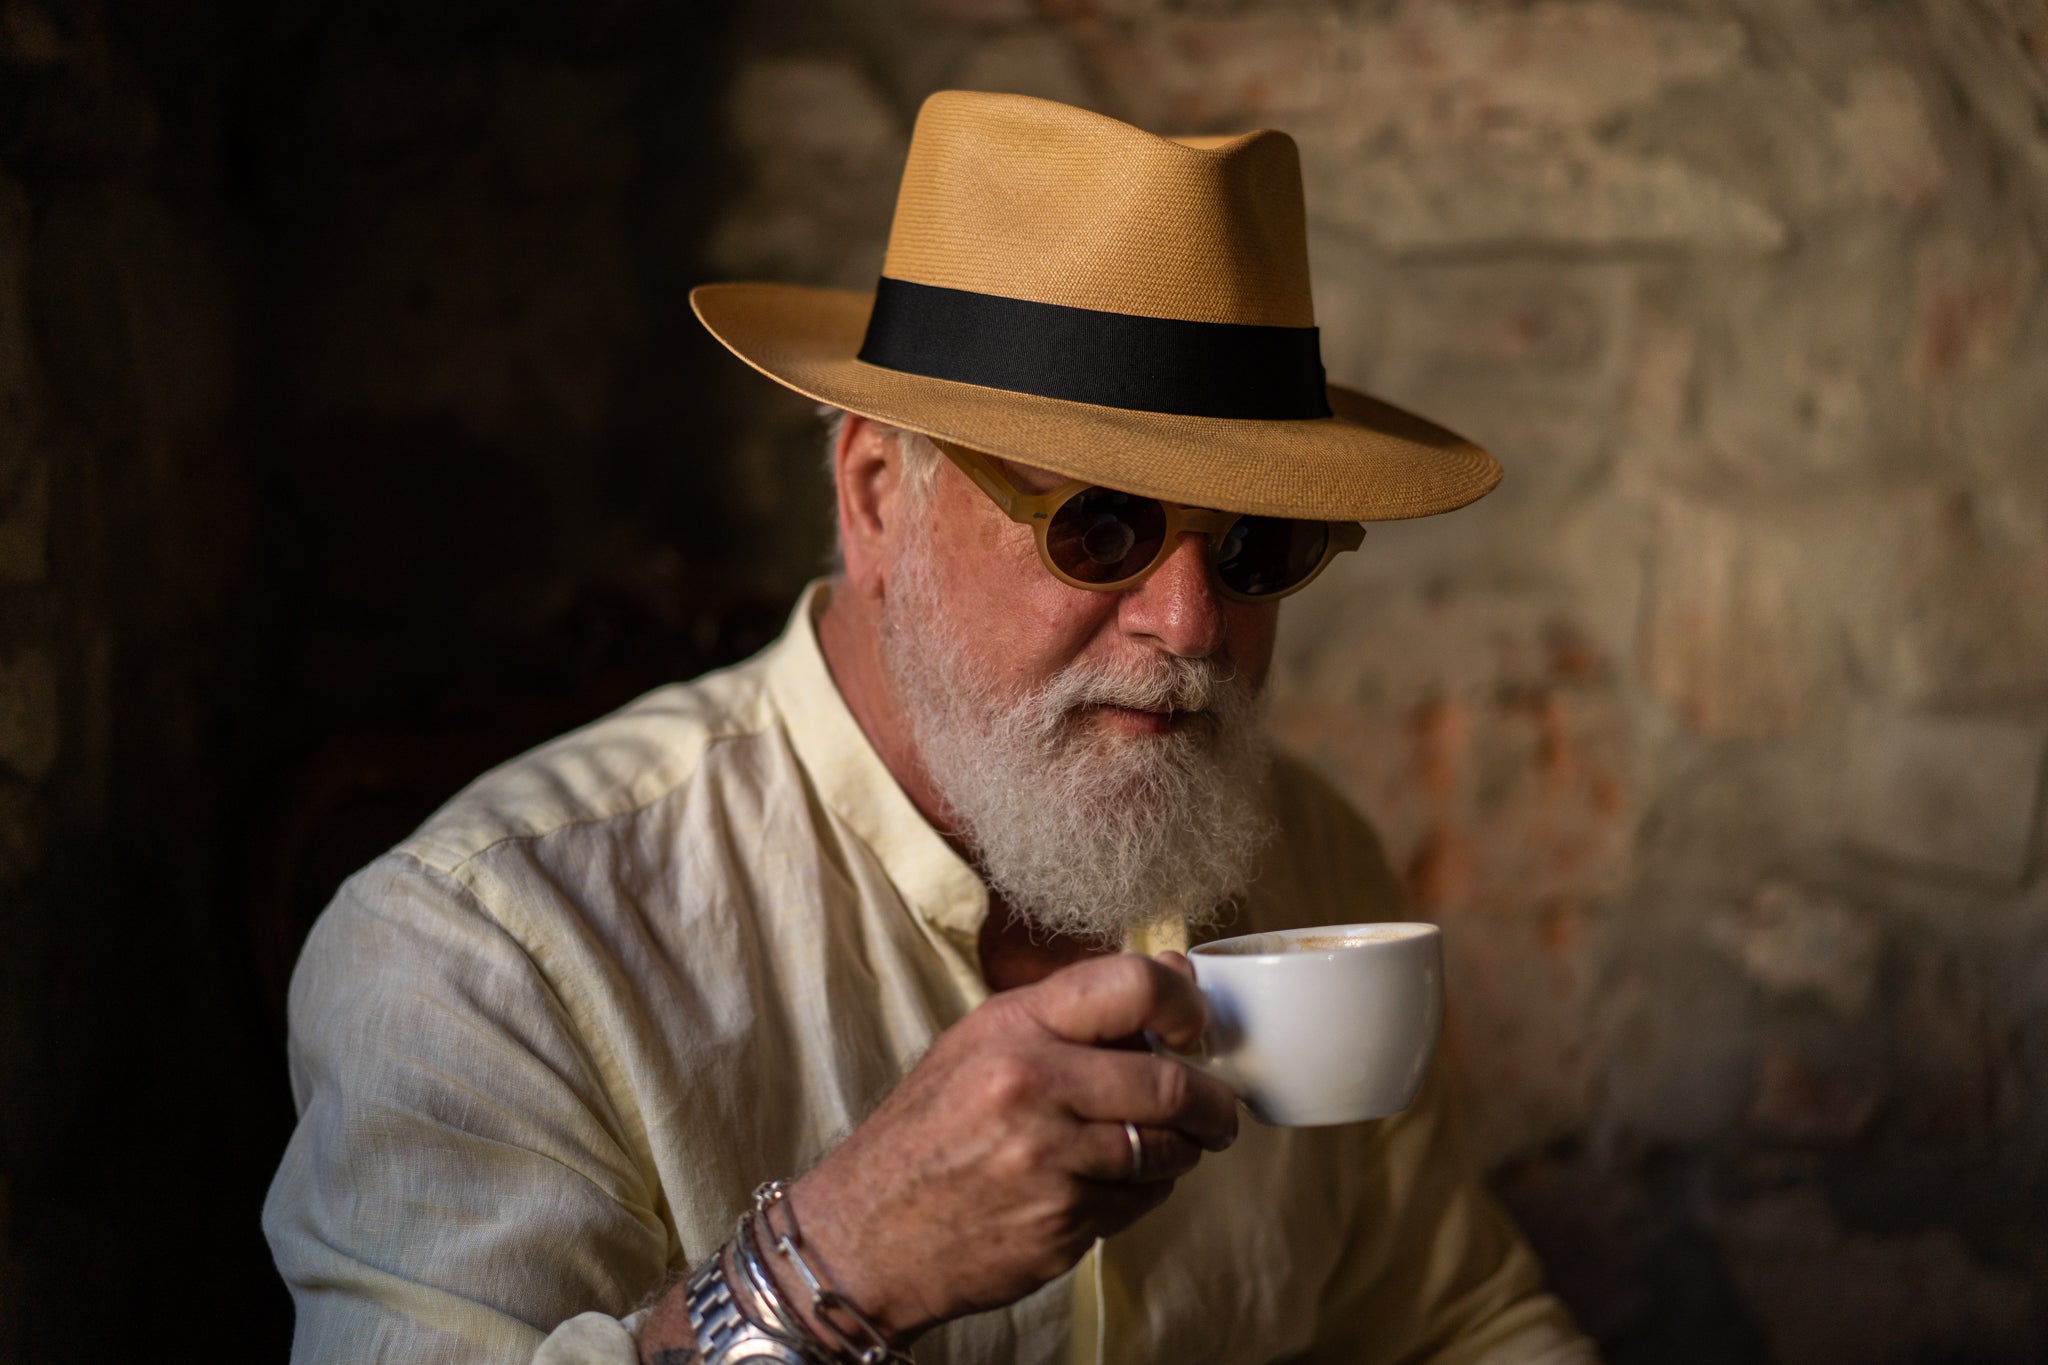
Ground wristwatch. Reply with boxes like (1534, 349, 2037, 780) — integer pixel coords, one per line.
(683, 1252, 822, 1364)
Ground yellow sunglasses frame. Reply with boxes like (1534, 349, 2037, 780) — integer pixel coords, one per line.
(932, 439, 1366, 604)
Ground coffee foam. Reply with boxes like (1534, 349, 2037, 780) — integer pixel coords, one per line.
(1197, 922, 1432, 956)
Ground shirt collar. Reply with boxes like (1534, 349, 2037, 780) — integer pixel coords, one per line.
(764, 580, 991, 945)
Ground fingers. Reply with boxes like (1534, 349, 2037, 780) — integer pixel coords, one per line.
(1071, 1120, 1203, 1184)
(1074, 1175, 1176, 1236)
(1024, 953, 1210, 1053)
(1059, 1046, 1238, 1152)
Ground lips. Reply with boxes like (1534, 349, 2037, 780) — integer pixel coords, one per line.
(1090, 702, 1200, 735)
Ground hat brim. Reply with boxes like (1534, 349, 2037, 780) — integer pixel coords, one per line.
(691, 282, 1501, 522)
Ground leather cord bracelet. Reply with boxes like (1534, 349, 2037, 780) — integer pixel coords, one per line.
(752, 1180, 913, 1365)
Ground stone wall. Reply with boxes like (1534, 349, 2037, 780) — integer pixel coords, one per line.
(1, 0, 2043, 1361)
(702, 3, 2048, 1362)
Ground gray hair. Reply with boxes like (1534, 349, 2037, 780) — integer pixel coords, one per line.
(818, 404, 943, 571)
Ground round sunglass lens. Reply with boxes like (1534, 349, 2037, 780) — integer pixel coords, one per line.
(1047, 488, 1167, 584)
(1216, 517, 1329, 597)
(1081, 515, 1137, 566)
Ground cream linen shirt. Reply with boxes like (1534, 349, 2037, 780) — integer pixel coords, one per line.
(264, 582, 1596, 1365)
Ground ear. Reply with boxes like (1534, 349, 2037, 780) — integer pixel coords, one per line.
(831, 413, 904, 601)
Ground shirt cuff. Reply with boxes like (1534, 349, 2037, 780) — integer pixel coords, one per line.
(533, 1309, 648, 1365)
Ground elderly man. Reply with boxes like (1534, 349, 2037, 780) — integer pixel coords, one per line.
(264, 92, 1596, 1364)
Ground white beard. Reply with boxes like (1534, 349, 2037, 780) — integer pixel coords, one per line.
(878, 530, 1277, 944)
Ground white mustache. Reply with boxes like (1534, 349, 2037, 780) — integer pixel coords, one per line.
(1037, 654, 1241, 719)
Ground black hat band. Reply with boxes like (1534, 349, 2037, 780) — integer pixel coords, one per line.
(857, 277, 1333, 421)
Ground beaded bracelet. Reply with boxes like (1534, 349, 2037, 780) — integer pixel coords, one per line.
(752, 1179, 914, 1365)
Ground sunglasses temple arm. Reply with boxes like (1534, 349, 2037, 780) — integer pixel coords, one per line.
(938, 443, 1031, 520)
(1333, 522, 1367, 551)
(964, 468, 1024, 519)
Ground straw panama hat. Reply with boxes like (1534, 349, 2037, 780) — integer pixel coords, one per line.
(690, 90, 1500, 523)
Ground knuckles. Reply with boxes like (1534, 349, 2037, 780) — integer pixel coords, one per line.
(977, 1052, 1044, 1113)
(989, 1129, 1056, 1183)
(963, 993, 1034, 1045)
(1103, 953, 1168, 1014)
(827, 971, 1231, 1335)
(1146, 1053, 1193, 1119)
(1112, 953, 1208, 1046)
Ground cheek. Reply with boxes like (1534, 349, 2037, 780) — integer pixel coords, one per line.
(937, 517, 1120, 683)
(923, 489, 1060, 613)
(931, 493, 1048, 619)
(993, 561, 1121, 685)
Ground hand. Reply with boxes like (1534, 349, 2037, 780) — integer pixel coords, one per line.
(781, 951, 1238, 1344)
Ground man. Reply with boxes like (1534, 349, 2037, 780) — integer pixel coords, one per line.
(264, 91, 1596, 1364)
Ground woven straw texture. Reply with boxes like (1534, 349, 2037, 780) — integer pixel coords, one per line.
(692, 91, 1502, 522)
(884, 92, 1315, 328)
(692, 283, 1499, 522)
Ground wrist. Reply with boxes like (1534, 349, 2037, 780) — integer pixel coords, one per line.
(638, 1267, 703, 1364)
(756, 1178, 924, 1357)
(778, 1173, 930, 1347)
(642, 1180, 923, 1365)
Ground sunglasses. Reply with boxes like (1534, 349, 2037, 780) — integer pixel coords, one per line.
(933, 441, 1366, 603)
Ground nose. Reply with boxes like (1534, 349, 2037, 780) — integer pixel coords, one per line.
(1118, 531, 1227, 658)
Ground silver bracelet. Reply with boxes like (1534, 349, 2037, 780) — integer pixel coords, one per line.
(753, 1179, 914, 1365)
(731, 1207, 814, 1345)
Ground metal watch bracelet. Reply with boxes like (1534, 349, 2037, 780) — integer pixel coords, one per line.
(682, 1246, 825, 1365)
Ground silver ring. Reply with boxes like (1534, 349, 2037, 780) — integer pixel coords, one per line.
(1122, 1121, 1144, 1182)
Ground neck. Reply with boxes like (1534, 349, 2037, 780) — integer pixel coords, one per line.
(977, 906, 1112, 992)
(814, 579, 1115, 992)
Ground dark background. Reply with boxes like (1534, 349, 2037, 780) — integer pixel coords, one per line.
(1, 0, 807, 1353)
(3, 1, 2046, 1361)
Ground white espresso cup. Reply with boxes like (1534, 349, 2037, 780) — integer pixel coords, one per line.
(1171, 922, 1443, 1127)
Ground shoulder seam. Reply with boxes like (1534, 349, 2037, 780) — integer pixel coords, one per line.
(406, 720, 772, 880)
